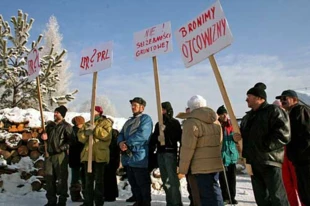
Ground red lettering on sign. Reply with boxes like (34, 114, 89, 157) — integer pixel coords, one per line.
(181, 18, 227, 64)
(80, 49, 111, 70)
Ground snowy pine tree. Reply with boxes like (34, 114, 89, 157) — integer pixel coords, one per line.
(41, 15, 74, 110)
(0, 10, 77, 110)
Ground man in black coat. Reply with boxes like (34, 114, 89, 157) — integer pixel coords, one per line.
(276, 90, 310, 205)
(41, 105, 75, 206)
(234, 84, 290, 206)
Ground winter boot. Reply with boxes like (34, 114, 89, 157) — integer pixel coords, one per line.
(70, 184, 84, 202)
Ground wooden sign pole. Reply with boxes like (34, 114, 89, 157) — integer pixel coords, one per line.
(87, 72, 98, 173)
(152, 56, 165, 146)
(208, 55, 242, 155)
(36, 77, 48, 158)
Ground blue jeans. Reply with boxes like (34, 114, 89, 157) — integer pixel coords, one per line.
(158, 153, 182, 206)
(195, 173, 223, 206)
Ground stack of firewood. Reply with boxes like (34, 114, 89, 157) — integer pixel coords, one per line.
(0, 119, 45, 191)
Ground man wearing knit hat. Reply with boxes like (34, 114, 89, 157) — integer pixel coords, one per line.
(233, 84, 290, 205)
(78, 105, 113, 206)
(179, 95, 224, 206)
(117, 97, 153, 206)
(276, 90, 310, 205)
(217, 105, 239, 205)
(150, 101, 182, 206)
(41, 105, 75, 206)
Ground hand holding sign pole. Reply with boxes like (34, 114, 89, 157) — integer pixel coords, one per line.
(175, 1, 242, 156)
(27, 48, 48, 158)
(134, 22, 173, 145)
(79, 41, 113, 173)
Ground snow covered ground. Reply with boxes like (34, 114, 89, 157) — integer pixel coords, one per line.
(0, 173, 256, 206)
(0, 107, 256, 205)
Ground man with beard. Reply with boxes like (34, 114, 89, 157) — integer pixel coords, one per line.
(117, 97, 153, 206)
(150, 101, 182, 206)
(234, 83, 290, 205)
(276, 90, 310, 205)
(41, 105, 75, 206)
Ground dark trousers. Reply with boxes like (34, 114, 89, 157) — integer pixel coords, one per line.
(186, 173, 201, 206)
(295, 164, 310, 205)
(251, 164, 289, 206)
(44, 153, 69, 205)
(104, 160, 119, 200)
(127, 166, 151, 203)
(83, 162, 106, 206)
(219, 164, 236, 201)
(195, 173, 223, 206)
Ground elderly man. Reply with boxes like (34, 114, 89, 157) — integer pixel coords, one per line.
(234, 84, 290, 206)
(41, 105, 75, 206)
(117, 97, 153, 206)
(179, 95, 224, 206)
(276, 90, 310, 205)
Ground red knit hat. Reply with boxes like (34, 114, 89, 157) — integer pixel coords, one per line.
(95, 106, 103, 115)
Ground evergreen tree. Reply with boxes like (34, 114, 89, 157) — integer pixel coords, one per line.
(0, 10, 76, 110)
(41, 15, 73, 110)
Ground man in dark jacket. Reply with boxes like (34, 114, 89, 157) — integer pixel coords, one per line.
(150, 101, 182, 206)
(234, 84, 290, 206)
(41, 105, 75, 206)
(276, 90, 310, 205)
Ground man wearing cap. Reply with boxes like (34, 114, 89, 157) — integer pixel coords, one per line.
(217, 105, 239, 205)
(150, 101, 182, 206)
(117, 97, 153, 206)
(41, 105, 75, 206)
(233, 84, 290, 206)
(179, 95, 224, 206)
(276, 90, 310, 205)
(78, 106, 113, 206)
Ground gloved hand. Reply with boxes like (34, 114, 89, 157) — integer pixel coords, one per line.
(85, 123, 94, 136)
(59, 144, 69, 151)
(160, 124, 166, 131)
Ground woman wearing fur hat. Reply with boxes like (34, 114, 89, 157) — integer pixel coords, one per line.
(69, 116, 85, 202)
(78, 106, 113, 206)
(150, 101, 183, 206)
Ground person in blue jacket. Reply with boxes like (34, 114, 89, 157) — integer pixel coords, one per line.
(117, 97, 153, 206)
(217, 105, 239, 205)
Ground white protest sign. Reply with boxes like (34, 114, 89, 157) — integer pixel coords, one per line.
(134, 21, 173, 60)
(79, 41, 113, 76)
(175, 1, 233, 68)
(27, 48, 41, 81)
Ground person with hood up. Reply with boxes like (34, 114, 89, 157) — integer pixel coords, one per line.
(78, 106, 113, 206)
(41, 105, 75, 206)
(179, 95, 224, 206)
(150, 101, 182, 206)
(234, 83, 290, 205)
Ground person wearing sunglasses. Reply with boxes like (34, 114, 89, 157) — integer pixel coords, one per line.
(276, 90, 310, 206)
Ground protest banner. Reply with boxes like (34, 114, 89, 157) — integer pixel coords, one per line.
(175, 1, 242, 154)
(134, 22, 173, 145)
(79, 41, 113, 172)
(27, 48, 48, 157)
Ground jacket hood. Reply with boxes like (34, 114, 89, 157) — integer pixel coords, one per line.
(177, 107, 217, 124)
